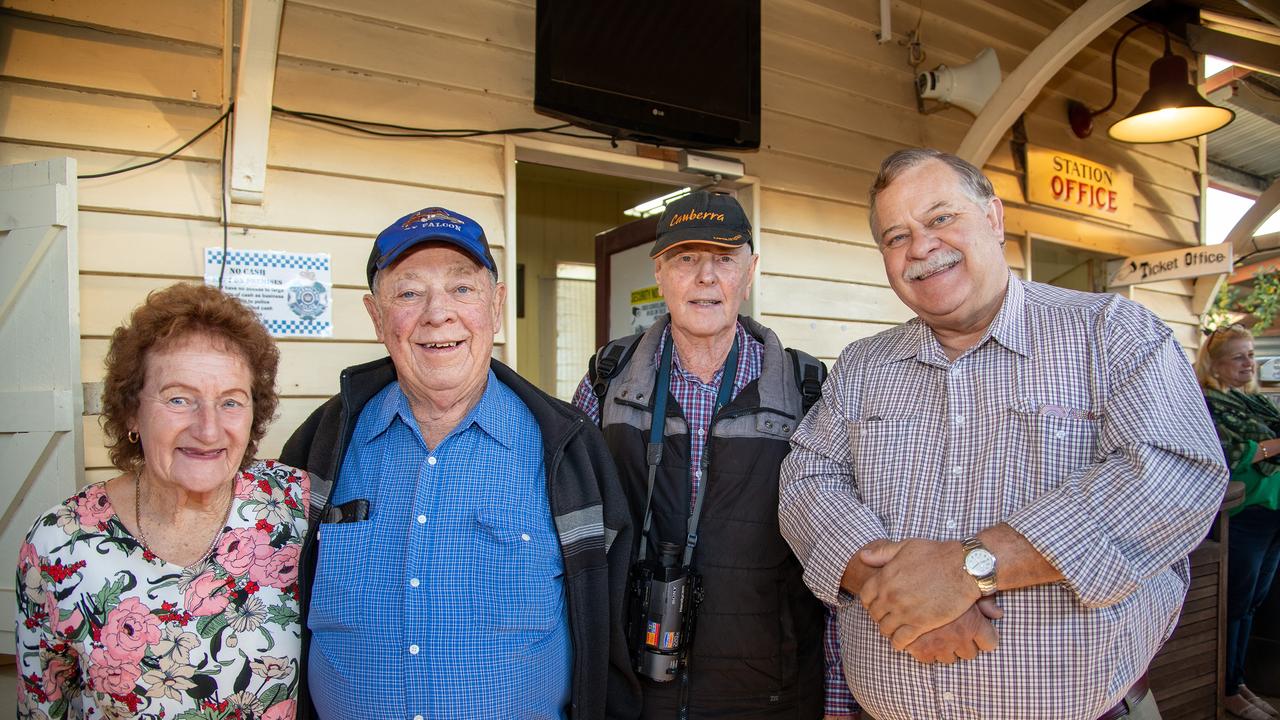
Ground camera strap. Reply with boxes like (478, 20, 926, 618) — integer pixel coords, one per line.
(636, 332, 740, 566)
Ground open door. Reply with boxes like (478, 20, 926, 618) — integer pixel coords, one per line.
(594, 216, 664, 347)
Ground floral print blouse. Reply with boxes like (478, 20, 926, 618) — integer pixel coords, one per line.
(15, 460, 309, 720)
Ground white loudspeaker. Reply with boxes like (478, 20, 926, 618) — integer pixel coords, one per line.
(915, 47, 1002, 116)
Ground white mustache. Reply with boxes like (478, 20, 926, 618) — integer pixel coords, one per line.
(904, 250, 963, 281)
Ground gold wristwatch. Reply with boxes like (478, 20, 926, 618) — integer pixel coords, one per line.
(961, 536, 998, 597)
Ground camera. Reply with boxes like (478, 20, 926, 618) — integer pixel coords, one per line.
(629, 541, 703, 682)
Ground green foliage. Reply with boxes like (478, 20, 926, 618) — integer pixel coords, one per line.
(1204, 268, 1280, 335)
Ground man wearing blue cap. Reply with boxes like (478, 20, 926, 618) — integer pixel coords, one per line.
(282, 207, 638, 719)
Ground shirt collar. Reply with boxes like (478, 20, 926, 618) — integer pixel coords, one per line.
(363, 370, 516, 451)
(657, 321, 749, 386)
(876, 271, 1030, 366)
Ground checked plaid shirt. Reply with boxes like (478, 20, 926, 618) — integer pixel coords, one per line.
(309, 373, 572, 719)
(780, 276, 1228, 720)
(572, 321, 762, 511)
(574, 319, 858, 716)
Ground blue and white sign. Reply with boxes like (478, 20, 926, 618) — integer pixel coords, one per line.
(204, 249, 333, 337)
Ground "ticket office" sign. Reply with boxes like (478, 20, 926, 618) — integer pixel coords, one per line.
(1026, 146, 1133, 225)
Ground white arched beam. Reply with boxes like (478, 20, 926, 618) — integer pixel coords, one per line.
(956, 0, 1148, 166)
(1194, 179, 1280, 318)
(1229, 178, 1280, 258)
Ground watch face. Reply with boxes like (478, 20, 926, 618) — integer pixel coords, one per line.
(965, 548, 996, 576)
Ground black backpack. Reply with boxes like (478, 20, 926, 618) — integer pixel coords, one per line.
(586, 332, 826, 425)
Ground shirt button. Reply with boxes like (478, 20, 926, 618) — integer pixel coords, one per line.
(410, 578, 420, 588)
(427, 456, 437, 466)
(946, 519, 957, 530)
(942, 691, 955, 702)
(1055, 430, 1067, 439)
(409, 644, 419, 655)
(417, 514, 427, 524)
(694, 470, 702, 479)
(415, 715, 424, 720)
(697, 428, 705, 436)
(954, 414, 966, 425)
(951, 465, 964, 475)
(520, 533, 531, 542)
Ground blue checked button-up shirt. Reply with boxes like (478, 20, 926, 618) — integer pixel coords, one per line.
(308, 372, 571, 720)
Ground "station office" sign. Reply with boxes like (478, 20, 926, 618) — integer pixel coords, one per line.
(1026, 146, 1134, 225)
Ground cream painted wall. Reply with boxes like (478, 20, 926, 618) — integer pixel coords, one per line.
(0, 0, 1208, 691)
(0, 0, 1206, 463)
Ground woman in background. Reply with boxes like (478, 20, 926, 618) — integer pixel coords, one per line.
(16, 283, 307, 720)
(1196, 323, 1280, 720)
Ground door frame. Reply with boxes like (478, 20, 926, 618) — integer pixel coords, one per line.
(503, 136, 761, 370)
(594, 215, 660, 348)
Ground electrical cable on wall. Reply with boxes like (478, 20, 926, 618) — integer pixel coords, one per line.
(72, 104, 623, 291)
(270, 106, 613, 140)
(76, 108, 234, 180)
(218, 106, 231, 290)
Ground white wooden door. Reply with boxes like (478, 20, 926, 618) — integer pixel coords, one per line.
(0, 158, 82, 655)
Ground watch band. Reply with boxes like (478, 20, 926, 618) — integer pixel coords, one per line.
(962, 536, 998, 596)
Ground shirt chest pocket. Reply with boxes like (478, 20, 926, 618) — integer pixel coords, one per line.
(469, 506, 565, 633)
(847, 419, 924, 537)
(309, 520, 373, 634)
(1002, 400, 1101, 507)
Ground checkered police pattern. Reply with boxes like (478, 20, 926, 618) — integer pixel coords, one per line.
(267, 318, 332, 337)
(205, 248, 330, 271)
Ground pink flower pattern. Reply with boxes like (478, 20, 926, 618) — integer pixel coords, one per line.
(74, 485, 114, 529)
(15, 461, 307, 719)
(249, 543, 300, 590)
(216, 527, 270, 575)
(100, 597, 162, 662)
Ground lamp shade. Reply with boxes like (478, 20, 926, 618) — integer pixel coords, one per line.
(1108, 54, 1234, 143)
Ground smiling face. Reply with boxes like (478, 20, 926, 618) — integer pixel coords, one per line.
(654, 243, 758, 342)
(1212, 336, 1256, 390)
(364, 243, 505, 409)
(872, 159, 1009, 336)
(131, 334, 253, 494)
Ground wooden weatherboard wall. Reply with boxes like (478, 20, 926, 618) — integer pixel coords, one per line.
(0, 0, 1206, 482)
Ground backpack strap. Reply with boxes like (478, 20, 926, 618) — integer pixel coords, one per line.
(587, 332, 645, 419)
(786, 347, 827, 416)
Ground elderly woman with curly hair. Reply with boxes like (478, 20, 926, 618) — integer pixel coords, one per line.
(1196, 323, 1280, 720)
(15, 283, 308, 720)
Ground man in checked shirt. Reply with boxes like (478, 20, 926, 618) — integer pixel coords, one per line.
(574, 190, 855, 718)
(779, 148, 1228, 720)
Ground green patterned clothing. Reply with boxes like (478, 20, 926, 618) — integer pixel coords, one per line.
(1204, 388, 1280, 512)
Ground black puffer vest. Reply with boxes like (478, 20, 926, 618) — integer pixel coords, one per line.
(598, 316, 823, 719)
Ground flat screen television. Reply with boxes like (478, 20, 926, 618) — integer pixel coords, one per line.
(534, 1, 761, 151)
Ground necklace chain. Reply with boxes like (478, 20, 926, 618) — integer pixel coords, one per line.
(134, 471, 235, 566)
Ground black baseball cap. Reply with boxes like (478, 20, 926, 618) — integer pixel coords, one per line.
(367, 207, 497, 287)
(650, 190, 753, 258)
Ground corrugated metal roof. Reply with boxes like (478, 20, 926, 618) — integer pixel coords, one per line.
(1206, 101, 1280, 181)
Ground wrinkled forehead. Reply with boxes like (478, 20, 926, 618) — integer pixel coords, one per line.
(656, 241, 753, 260)
(380, 243, 490, 282)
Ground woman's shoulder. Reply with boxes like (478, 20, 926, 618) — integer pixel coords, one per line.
(242, 459, 309, 485)
(24, 481, 116, 545)
(235, 460, 310, 531)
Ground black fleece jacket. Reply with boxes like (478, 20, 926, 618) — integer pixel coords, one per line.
(280, 357, 641, 719)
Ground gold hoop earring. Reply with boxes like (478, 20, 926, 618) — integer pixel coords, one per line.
(128, 430, 139, 444)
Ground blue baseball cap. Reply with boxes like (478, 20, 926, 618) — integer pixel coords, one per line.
(367, 207, 497, 287)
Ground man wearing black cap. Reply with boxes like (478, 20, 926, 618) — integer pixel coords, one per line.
(573, 190, 848, 718)
(281, 207, 638, 719)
